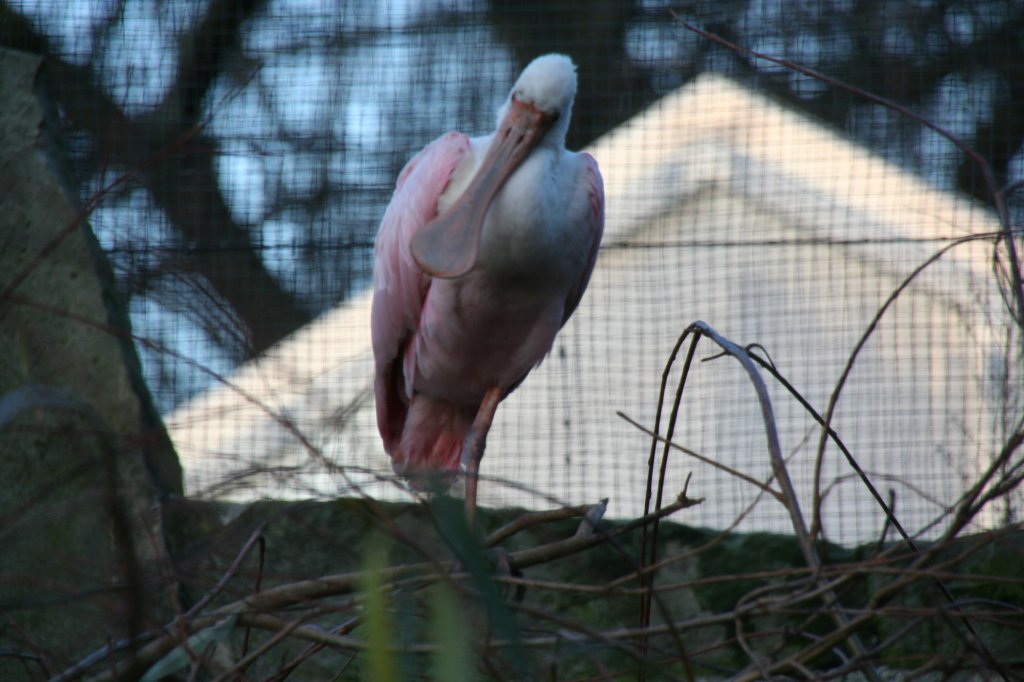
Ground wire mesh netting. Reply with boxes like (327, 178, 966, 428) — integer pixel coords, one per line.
(6, 2, 1024, 680)
(4, 1, 1023, 548)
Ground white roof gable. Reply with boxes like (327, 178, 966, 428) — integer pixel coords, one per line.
(166, 74, 1012, 545)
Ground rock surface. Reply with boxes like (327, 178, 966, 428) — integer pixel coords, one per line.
(0, 47, 180, 679)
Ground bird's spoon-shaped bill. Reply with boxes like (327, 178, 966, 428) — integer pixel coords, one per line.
(411, 98, 557, 279)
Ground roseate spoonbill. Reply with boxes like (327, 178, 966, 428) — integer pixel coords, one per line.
(371, 54, 604, 521)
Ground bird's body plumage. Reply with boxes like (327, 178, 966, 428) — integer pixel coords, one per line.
(371, 54, 604, 489)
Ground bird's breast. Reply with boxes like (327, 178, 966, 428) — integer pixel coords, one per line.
(473, 149, 578, 286)
(413, 148, 589, 404)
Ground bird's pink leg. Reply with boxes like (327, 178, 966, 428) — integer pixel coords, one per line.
(463, 386, 502, 525)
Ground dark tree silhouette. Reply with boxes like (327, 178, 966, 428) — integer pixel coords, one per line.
(0, 0, 312, 359)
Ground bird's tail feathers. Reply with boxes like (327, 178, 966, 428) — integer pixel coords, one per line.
(390, 396, 473, 491)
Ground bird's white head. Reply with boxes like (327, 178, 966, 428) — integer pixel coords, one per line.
(411, 55, 579, 278)
(498, 54, 577, 145)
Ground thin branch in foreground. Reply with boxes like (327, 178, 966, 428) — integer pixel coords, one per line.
(617, 411, 783, 502)
(55, 493, 702, 682)
(651, 321, 882, 681)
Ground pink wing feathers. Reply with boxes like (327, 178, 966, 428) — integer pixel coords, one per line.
(371, 132, 474, 476)
(372, 134, 605, 483)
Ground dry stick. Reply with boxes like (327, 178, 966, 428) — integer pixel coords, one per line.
(204, 597, 734, 664)
(733, 602, 771, 680)
(50, 525, 269, 682)
(218, 622, 304, 682)
(732, 571, 861, 677)
(210, 610, 326, 682)
(184, 608, 737, 659)
(639, 327, 695, 561)
(642, 360, 878, 678)
(732, 614, 876, 682)
(757, 536, 1011, 679)
(622, 536, 1015, 679)
(556, 491, 698, 682)
(618, 413, 784, 502)
(184, 525, 267, 620)
(101, 560, 1023, 682)
(603, 436, 798, 596)
(236, 534, 267, 678)
(260, 615, 362, 682)
(505, 566, 878, 681)
(744, 313, 1020, 679)
(809, 236, 996, 545)
(674, 19, 1020, 676)
(496, 558, 887, 603)
(269, 498, 541, 682)
(748, 222, 1017, 652)
(506, 600, 653, 670)
(757, 532, 1011, 675)
(482, 502, 598, 547)
(605, 436, 864, 673)
(686, 321, 882, 682)
(503, 493, 700, 571)
(945, 427, 1024, 541)
(638, 326, 702, 682)
(804, 240, 1015, 675)
(741, 286, 997, 539)
(70, 496, 699, 682)
(663, 25, 1018, 670)
(2, 613, 53, 679)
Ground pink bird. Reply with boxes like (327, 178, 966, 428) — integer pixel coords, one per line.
(371, 54, 604, 521)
